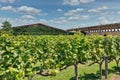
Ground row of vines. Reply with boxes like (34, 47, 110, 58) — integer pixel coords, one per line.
(0, 34, 120, 80)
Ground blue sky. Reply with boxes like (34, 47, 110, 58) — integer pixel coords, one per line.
(0, 0, 120, 30)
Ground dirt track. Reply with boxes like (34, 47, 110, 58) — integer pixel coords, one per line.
(109, 75, 120, 80)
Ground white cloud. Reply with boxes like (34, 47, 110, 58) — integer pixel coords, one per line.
(80, 0, 95, 3)
(16, 6, 41, 15)
(1, 6, 15, 11)
(57, 9, 63, 12)
(39, 19, 48, 23)
(0, 23, 2, 28)
(0, 6, 47, 15)
(117, 11, 120, 14)
(0, 16, 67, 28)
(68, 14, 90, 20)
(0, 17, 53, 29)
(0, 17, 11, 22)
(0, 17, 16, 28)
(21, 15, 35, 19)
(50, 17, 67, 24)
(98, 16, 120, 25)
(0, 0, 15, 3)
(98, 17, 109, 24)
(63, 0, 95, 6)
(63, 0, 80, 6)
(64, 8, 89, 21)
(0, 17, 44, 27)
(88, 6, 108, 13)
(64, 8, 84, 16)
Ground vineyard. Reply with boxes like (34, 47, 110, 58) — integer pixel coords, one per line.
(0, 34, 120, 80)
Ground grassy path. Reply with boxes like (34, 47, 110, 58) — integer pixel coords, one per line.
(32, 61, 119, 80)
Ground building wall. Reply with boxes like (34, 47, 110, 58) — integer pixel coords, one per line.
(67, 23, 120, 35)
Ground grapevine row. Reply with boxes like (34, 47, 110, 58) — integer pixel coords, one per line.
(0, 34, 120, 80)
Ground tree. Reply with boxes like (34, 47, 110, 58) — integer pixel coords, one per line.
(1, 21, 12, 31)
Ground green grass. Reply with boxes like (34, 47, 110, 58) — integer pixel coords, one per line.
(32, 61, 118, 80)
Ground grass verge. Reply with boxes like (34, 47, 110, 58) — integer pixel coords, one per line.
(32, 61, 119, 80)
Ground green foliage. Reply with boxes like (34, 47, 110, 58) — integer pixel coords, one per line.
(0, 34, 120, 80)
(0, 30, 13, 36)
(12, 25, 67, 35)
(1, 21, 12, 31)
(89, 35, 120, 63)
(0, 21, 13, 35)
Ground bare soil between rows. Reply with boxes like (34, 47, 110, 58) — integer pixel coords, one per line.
(110, 75, 120, 80)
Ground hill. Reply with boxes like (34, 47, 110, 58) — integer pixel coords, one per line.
(13, 23, 67, 35)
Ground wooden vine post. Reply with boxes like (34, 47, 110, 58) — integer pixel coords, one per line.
(104, 34, 108, 80)
(105, 56, 108, 80)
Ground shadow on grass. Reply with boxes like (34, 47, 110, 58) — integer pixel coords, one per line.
(111, 66, 120, 75)
(70, 66, 119, 80)
(70, 73, 99, 80)
(100, 66, 120, 75)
